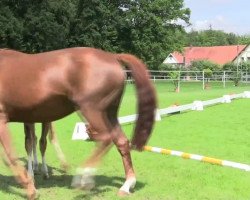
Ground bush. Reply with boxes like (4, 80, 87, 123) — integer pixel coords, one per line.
(204, 68, 213, 79)
(159, 63, 177, 71)
(222, 62, 237, 71)
(222, 62, 247, 86)
(189, 60, 220, 71)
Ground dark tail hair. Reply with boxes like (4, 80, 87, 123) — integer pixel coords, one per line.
(117, 54, 157, 151)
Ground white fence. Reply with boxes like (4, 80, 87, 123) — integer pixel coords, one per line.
(118, 91, 250, 124)
(72, 91, 250, 140)
(126, 70, 250, 90)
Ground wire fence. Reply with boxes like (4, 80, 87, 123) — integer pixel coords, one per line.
(126, 70, 250, 90)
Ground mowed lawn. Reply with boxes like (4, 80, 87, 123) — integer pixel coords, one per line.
(0, 81, 250, 200)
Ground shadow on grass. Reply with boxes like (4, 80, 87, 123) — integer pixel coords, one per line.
(0, 159, 145, 199)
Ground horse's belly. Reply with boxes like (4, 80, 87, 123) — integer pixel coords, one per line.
(7, 96, 76, 123)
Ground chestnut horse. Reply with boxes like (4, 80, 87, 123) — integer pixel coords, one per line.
(24, 122, 68, 179)
(0, 47, 156, 199)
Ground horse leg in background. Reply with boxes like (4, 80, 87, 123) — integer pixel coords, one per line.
(40, 123, 50, 179)
(0, 116, 37, 199)
(48, 123, 69, 171)
(24, 123, 39, 178)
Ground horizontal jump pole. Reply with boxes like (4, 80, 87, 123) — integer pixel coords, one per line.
(143, 146, 250, 171)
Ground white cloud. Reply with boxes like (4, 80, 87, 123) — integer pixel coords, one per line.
(208, 0, 232, 4)
(186, 15, 226, 30)
(186, 15, 250, 35)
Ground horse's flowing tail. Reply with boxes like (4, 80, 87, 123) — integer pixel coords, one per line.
(117, 54, 157, 151)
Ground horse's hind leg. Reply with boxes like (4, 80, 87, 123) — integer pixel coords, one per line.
(40, 123, 49, 179)
(107, 105, 136, 195)
(0, 115, 37, 199)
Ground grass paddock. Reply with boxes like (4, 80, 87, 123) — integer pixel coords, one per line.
(0, 81, 250, 199)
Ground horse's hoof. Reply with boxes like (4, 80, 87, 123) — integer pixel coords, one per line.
(33, 166, 39, 175)
(71, 168, 96, 190)
(81, 182, 95, 191)
(43, 174, 49, 180)
(27, 189, 39, 200)
(71, 175, 95, 190)
(119, 177, 136, 195)
(118, 190, 130, 197)
(61, 163, 70, 172)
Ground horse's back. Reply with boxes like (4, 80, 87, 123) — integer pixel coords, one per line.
(0, 48, 126, 122)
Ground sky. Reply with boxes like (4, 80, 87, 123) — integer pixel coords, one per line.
(184, 0, 250, 35)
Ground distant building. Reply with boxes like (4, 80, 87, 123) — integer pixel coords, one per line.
(163, 45, 250, 68)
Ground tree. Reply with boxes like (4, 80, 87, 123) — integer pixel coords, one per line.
(68, 0, 122, 52)
(203, 68, 212, 89)
(185, 29, 239, 47)
(119, 0, 190, 69)
(22, 0, 75, 52)
(238, 34, 250, 45)
(0, 6, 23, 49)
(169, 71, 180, 92)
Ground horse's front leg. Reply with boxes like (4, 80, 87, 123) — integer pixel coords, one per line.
(112, 126, 136, 195)
(71, 108, 113, 190)
(0, 114, 37, 199)
(71, 131, 112, 190)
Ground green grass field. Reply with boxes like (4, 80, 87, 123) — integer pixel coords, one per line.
(1, 81, 250, 200)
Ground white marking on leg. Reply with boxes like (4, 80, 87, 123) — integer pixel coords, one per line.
(119, 177, 136, 194)
(32, 148, 39, 173)
(27, 154, 34, 178)
(41, 156, 49, 178)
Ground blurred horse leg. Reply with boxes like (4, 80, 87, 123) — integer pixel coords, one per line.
(72, 85, 136, 194)
(71, 87, 124, 190)
(85, 104, 136, 194)
(48, 123, 69, 171)
(71, 107, 113, 190)
(0, 115, 37, 199)
(24, 123, 38, 178)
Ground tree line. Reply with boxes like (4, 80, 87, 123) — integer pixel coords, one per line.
(185, 29, 250, 47)
(0, 0, 190, 69)
(0, 0, 250, 70)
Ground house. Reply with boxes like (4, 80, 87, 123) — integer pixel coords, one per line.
(163, 45, 250, 67)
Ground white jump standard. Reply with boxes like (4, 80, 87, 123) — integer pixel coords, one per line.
(143, 146, 250, 171)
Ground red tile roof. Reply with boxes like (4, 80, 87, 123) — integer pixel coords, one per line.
(172, 45, 247, 65)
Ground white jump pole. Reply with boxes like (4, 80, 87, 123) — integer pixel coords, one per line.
(144, 146, 250, 171)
